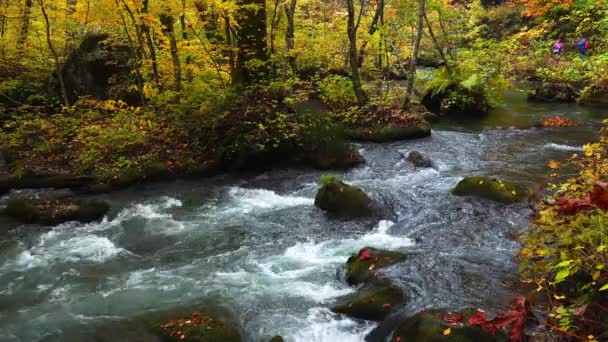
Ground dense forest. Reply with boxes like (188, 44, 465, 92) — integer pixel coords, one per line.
(1, 0, 608, 340)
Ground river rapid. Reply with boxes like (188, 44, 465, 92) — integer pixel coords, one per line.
(0, 92, 606, 341)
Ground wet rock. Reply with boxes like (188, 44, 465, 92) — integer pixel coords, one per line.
(3, 197, 110, 225)
(333, 283, 403, 321)
(422, 85, 490, 117)
(269, 336, 284, 342)
(407, 151, 433, 168)
(389, 309, 508, 342)
(344, 124, 431, 143)
(135, 307, 242, 342)
(345, 247, 407, 285)
(314, 176, 372, 218)
(304, 146, 365, 170)
(0, 171, 94, 195)
(452, 176, 528, 204)
(528, 83, 577, 103)
(578, 84, 608, 106)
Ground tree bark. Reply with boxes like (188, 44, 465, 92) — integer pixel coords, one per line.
(283, 0, 297, 79)
(160, 12, 182, 93)
(140, 0, 162, 90)
(38, 0, 70, 106)
(423, 11, 451, 74)
(346, 0, 367, 106)
(269, 0, 281, 55)
(224, 16, 237, 83)
(357, 0, 384, 68)
(16, 0, 33, 52)
(234, 0, 268, 85)
(403, 0, 425, 111)
(115, 0, 146, 105)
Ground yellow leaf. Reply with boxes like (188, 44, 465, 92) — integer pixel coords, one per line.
(443, 327, 451, 336)
(478, 180, 484, 185)
(512, 191, 517, 196)
(553, 294, 566, 300)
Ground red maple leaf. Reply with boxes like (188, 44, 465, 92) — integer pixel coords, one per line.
(359, 249, 373, 261)
(473, 297, 527, 342)
(590, 182, 608, 209)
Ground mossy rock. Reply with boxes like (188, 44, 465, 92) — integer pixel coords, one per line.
(452, 176, 528, 204)
(314, 178, 372, 218)
(3, 197, 110, 225)
(578, 84, 608, 106)
(344, 124, 431, 143)
(390, 309, 508, 342)
(422, 86, 490, 117)
(527, 83, 577, 103)
(333, 284, 403, 321)
(154, 312, 241, 342)
(269, 336, 284, 342)
(306, 146, 365, 170)
(345, 247, 407, 285)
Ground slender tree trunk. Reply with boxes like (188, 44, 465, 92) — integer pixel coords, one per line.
(224, 16, 237, 83)
(120, 0, 147, 60)
(346, 0, 367, 106)
(115, 0, 146, 105)
(16, 0, 33, 52)
(269, 0, 281, 55)
(423, 11, 451, 74)
(140, 0, 162, 90)
(160, 12, 182, 93)
(235, 0, 268, 85)
(357, 0, 384, 68)
(180, 0, 193, 82)
(283, 0, 296, 79)
(38, 0, 70, 106)
(403, 0, 425, 111)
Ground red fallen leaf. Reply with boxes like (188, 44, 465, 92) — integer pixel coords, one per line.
(396, 337, 401, 342)
(383, 303, 392, 308)
(467, 310, 487, 325)
(359, 249, 373, 261)
(444, 314, 464, 324)
(590, 182, 608, 209)
(194, 318, 203, 325)
(555, 196, 594, 215)
(472, 297, 528, 342)
(192, 311, 201, 318)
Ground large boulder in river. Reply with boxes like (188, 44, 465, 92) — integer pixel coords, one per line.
(422, 85, 490, 117)
(60, 33, 140, 105)
(315, 176, 372, 218)
(389, 309, 508, 342)
(346, 247, 407, 285)
(155, 311, 241, 342)
(407, 151, 433, 168)
(0, 171, 94, 195)
(333, 283, 403, 321)
(344, 124, 431, 143)
(3, 197, 109, 225)
(528, 83, 577, 103)
(452, 176, 528, 204)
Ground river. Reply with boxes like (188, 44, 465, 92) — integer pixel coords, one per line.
(0, 91, 605, 341)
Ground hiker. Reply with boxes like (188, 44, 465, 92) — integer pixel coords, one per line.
(552, 38, 564, 58)
(575, 38, 590, 59)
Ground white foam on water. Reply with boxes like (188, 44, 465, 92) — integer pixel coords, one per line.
(543, 143, 582, 152)
(219, 187, 314, 214)
(290, 307, 376, 342)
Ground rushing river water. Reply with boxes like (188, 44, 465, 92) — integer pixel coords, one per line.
(0, 91, 606, 342)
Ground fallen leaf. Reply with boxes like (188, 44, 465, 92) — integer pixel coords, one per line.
(443, 327, 451, 336)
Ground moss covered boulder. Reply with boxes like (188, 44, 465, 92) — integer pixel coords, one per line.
(0, 172, 94, 195)
(344, 124, 431, 143)
(3, 197, 110, 225)
(390, 309, 508, 342)
(345, 247, 407, 285)
(452, 176, 528, 204)
(153, 310, 241, 342)
(333, 284, 403, 321)
(314, 176, 372, 218)
(527, 83, 577, 103)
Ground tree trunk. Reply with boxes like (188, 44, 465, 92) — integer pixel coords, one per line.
(235, 0, 268, 85)
(180, 0, 193, 82)
(120, 0, 147, 60)
(402, 0, 425, 111)
(423, 11, 451, 74)
(38, 0, 70, 106)
(16, 0, 33, 52)
(160, 13, 182, 93)
(269, 0, 281, 55)
(115, 0, 146, 105)
(224, 16, 237, 83)
(357, 0, 384, 68)
(140, 0, 162, 90)
(346, 0, 367, 106)
(283, 0, 296, 79)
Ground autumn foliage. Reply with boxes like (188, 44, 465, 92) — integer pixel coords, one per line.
(541, 116, 580, 128)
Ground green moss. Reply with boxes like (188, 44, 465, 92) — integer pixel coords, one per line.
(391, 310, 508, 342)
(0, 172, 93, 195)
(333, 284, 403, 321)
(344, 124, 431, 143)
(314, 178, 372, 218)
(452, 176, 528, 204)
(320, 174, 339, 186)
(345, 247, 407, 285)
(151, 310, 241, 342)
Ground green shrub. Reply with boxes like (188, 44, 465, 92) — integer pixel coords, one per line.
(318, 75, 357, 110)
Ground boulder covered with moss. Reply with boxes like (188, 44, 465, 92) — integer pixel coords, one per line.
(314, 176, 372, 218)
(528, 83, 577, 103)
(344, 124, 431, 143)
(3, 197, 110, 225)
(422, 85, 490, 117)
(389, 309, 508, 342)
(345, 247, 407, 285)
(333, 283, 403, 321)
(578, 84, 608, 106)
(0, 171, 94, 195)
(151, 309, 241, 342)
(452, 176, 527, 204)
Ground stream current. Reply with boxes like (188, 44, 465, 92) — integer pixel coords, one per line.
(0, 91, 606, 341)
